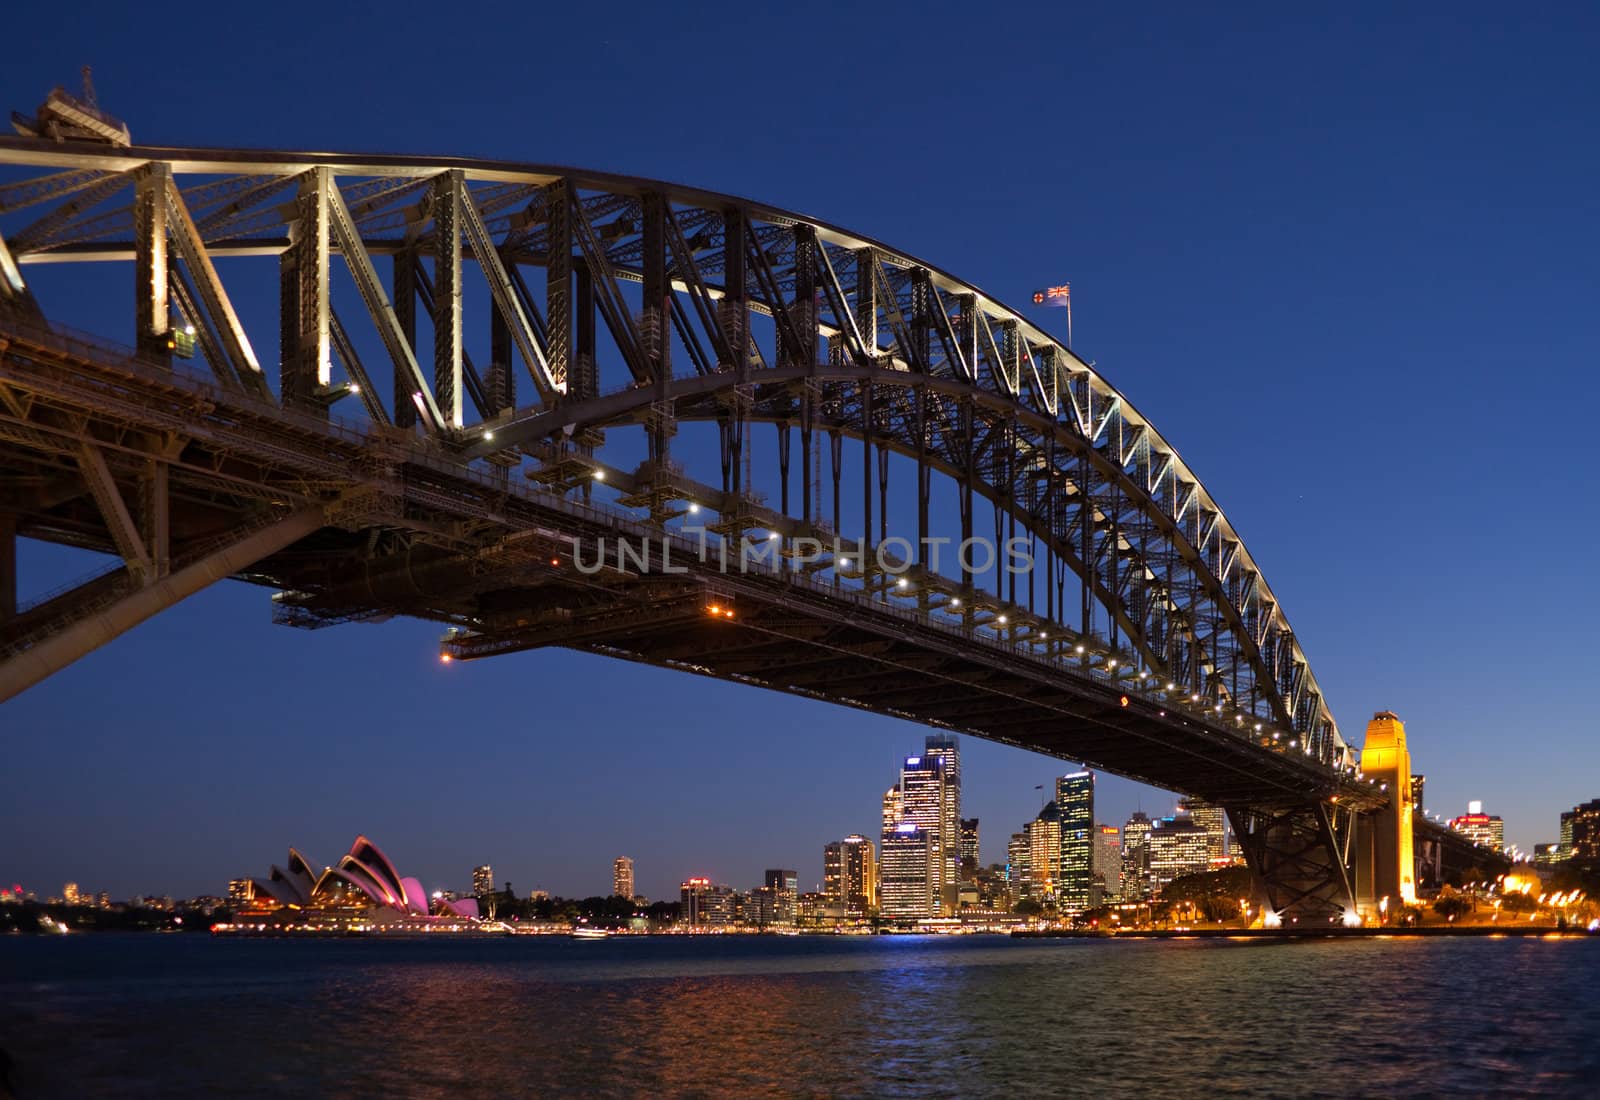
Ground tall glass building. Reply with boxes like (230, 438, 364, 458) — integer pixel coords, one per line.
(1122, 812, 1153, 900)
(1056, 771, 1095, 913)
(879, 823, 937, 920)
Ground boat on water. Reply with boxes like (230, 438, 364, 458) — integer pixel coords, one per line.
(571, 926, 610, 940)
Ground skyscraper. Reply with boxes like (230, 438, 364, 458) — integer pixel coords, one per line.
(880, 823, 938, 920)
(1450, 801, 1505, 852)
(1006, 831, 1030, 903)
(895, 746, 959, 914)
(1122, 812, 1153, 901)
(882, 786, 903, 834)
(825, 834, 877, 916)
(613, 856, 634, 899)
(959, 818, 980, 874)
(1179, 799, 1228, 864)
(1056, 771, 1094, 913)
(1092, 824, 1122, 904)
(1148, 815, 1210, 892)
(765, 869, 798, 926)
(1025, 802, 1061, 900)
(472, 864, 493, 898)
(1565, 799, 1600, 861)
(924, 735, 963, 903)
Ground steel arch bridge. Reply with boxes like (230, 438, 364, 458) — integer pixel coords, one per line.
(0, 135, 1481, 919)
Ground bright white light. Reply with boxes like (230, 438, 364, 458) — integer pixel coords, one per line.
(1262, 910, 1282, 929)
(1166, 683, 1175, 691)
(839, 558, 851, 569)
(998, 615, 1008, 624)
(1342, 909, 1362, 928)
(688, 503, 700, 514)
(1076, 645, 1085, 653)
(593, 470, 605, 481)
(950, 598, 961, 608)
(483, 429, 495, 441)
(896, 577, 908, 587)
(770, 531, 780, 541)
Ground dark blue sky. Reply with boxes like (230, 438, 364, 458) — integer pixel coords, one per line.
(4, 2, 1596, 901)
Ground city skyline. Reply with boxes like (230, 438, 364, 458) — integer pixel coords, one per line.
(5, 4, 1597, 901)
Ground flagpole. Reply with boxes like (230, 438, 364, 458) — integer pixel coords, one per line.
(1066, 292, 1073, 350)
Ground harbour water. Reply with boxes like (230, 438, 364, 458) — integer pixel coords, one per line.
(2, 933, 1596, 1097)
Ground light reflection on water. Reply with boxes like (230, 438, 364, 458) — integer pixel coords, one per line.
(2, 934, 1597, 1097)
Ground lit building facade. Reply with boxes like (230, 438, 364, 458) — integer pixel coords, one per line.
(1092, 824, 1121, 904)
(613, 856, 634, 900)
(1450, 801, 1505, 852)
(1122, 812, 1153, 900)
(472, 864, 494, 898)
(924, 735, 963, 902)
(1179, 799, 1228, 864)
(1567, 799, 1600, 861)
(1148, 815, 1210, 894)
(1026, 802, 1061, 900)
(1006, 831, 1030, 903)
(765, 869, 798, 926)
(880, 823, 938, 920)
(825, 835, 878, 916)
(1056, 772, 1094, 913)
(960, 818, 980, 874)
(681, 878, 736, 927)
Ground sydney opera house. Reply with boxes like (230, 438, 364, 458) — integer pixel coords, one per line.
(235, 835, 478, 927)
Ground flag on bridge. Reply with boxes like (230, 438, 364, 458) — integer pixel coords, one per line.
(1031, 284, 1070, 306)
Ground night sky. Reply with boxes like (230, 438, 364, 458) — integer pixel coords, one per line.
(4, 2, 1596, 902)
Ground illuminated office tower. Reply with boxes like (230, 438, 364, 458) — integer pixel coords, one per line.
(827, 834, 878, 916)
(1092, 824, 1122, 903)
(1179, 799, 1228, 864)
(472, 864, 494, 898)
(1006, 832, 1031, 902)
(880, 823, 938, 919)
(959, 818, 980, 874)
(1026, 802, 1061, 900)
(1450, 801, 1505, 852)
(1056, 771, 1094, 913)
(824, 841, 845, 906)
(63, 882, 80, 905)
(765, 869, 798, 926)
(1147, 815, 1210, 893)
(923, 735, 963, 902)
(1565, 799, 1600, 861)
(613, 856, 634, 899)
(882, 787, 903, 834)
(1122, 812, 1153, 900)
(898, 750, 958, 914)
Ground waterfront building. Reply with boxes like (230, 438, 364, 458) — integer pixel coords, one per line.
(1092, 824, 1122, 904)
(1006, 831, 1030, 903)
(960, 818, 980, 875)
(1026, 802, 1061, 901)
(1567, 799, 1600, 861)
(824, 834, 877, 916)
(680, 877, 734, 927)
(1450, 802, 1506, 852)
(235, 836, 475, 924)
(1122, 812, 1153, 900)
(613, 857, 634, 899)
(63, 882, 79, 905)
(472, 864, 494, 898)
(227, 879, 251, 904)
(1148, 815, 1210, 893)
(924, 734, 963, 903)
(1179, 799, 1228, 864)
(1056, 771, 1094, 913)
(797, 891, 827, 927)
(765, 869, 798, 926)
(880, 823, 938, 920)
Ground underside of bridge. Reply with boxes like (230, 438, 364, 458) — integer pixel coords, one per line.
(0, 135, 1496, 921)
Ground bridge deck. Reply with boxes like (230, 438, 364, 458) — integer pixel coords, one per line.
(0, 319, 1386, 811)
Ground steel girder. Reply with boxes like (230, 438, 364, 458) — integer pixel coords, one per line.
(0, 137, 1345, 768)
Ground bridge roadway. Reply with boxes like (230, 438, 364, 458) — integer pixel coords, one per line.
(0, 319, 1382, 815)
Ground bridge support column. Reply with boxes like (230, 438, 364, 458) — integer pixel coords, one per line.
(1229, 802, 1358, 925)
(1355, 711, 1417, 915)
(0, 506, 324, 702)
